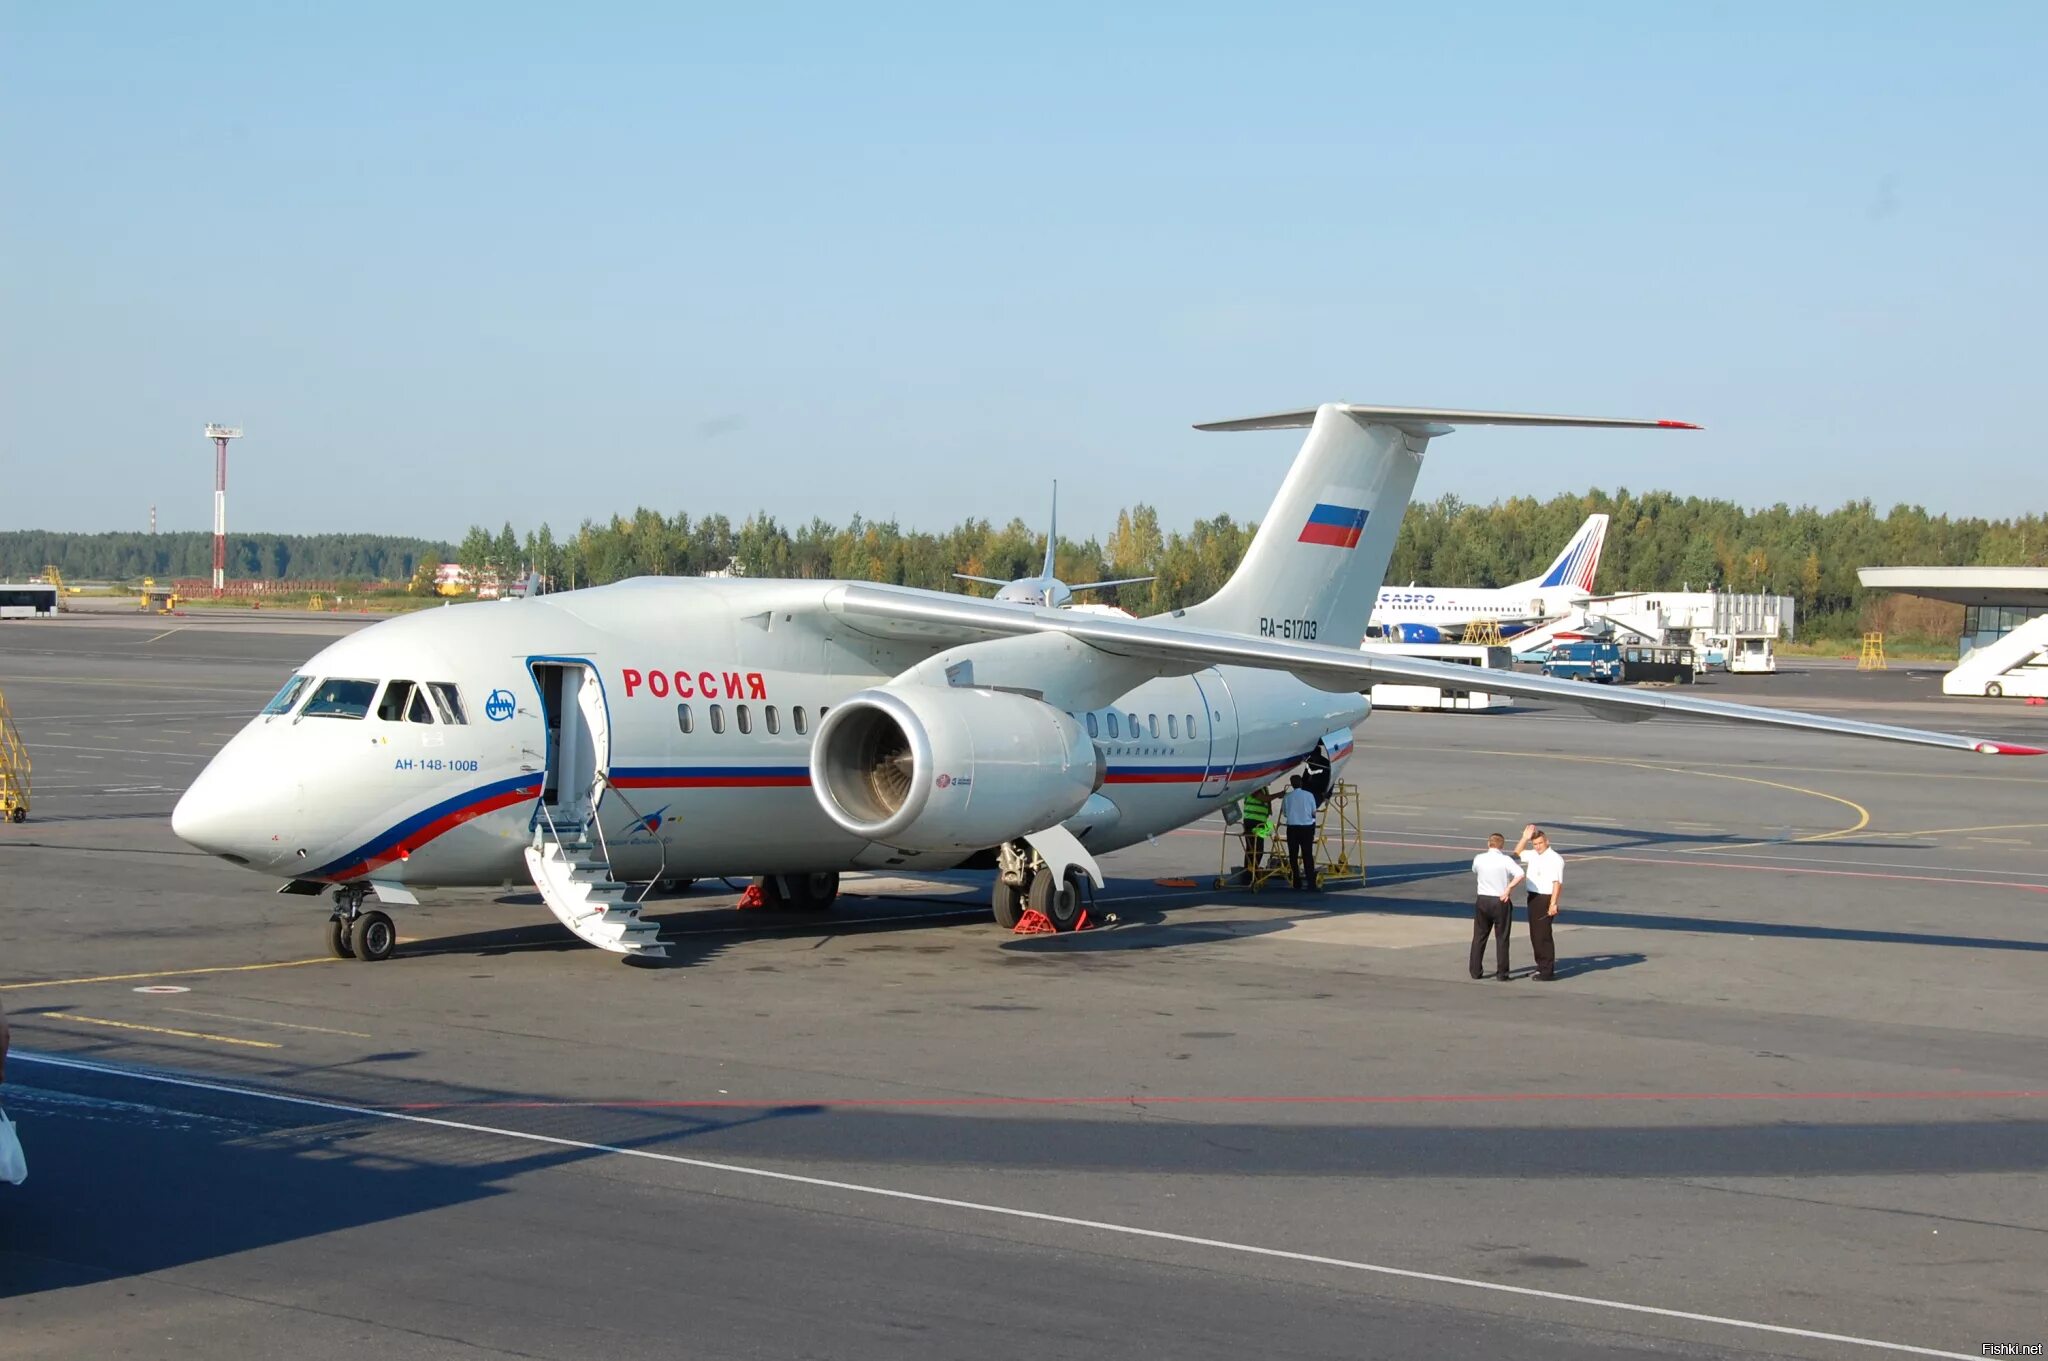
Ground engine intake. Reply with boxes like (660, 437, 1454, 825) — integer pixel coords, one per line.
(811, 686, 1098, 852)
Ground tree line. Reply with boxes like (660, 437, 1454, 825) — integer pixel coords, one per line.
(0, 531, 450, 583)
(462, 492, 2042, 637)
(10, 494, 2042, 636)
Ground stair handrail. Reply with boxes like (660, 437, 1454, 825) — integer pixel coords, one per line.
(592, 773, 669, 906)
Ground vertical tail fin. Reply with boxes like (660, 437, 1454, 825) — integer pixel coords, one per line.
(1179, 405, 1695, 646)
(1177, 406, 1428, 648)
(1043, 481, 1058, 580)
(1529, 513, 1610, 594)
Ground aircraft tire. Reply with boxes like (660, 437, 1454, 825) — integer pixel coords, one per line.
(325, 915, 355, 959)
(1987, 683, 2003, 698)
(658, 878, 695, 894)
(350, 909, 397, 962)
(796, 871, 839, 911)
(753, 873, 839, 911)
(991, 878, 1023, 930)
(1027, 869, 1085, 932)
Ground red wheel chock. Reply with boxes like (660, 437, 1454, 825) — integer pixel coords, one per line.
(735, 883, 767, 911)
(1012, 907, 1092, 935)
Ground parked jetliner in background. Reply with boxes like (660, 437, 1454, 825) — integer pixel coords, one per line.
(954, 482, 1154, 608)
(1370, 513, 1609, 644)
(172, 403, 2042, 964)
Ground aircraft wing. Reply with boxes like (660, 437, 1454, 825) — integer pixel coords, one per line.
(826, 583, 2044, 757)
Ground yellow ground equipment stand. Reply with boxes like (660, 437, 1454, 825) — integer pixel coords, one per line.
(1462, 616, 1505, 645)
(0, 686, 30, 823)
(139, 578, 180, 612)
(1859, 632, 1887, 670)
(41, 565, 67, 611)
(1214, 781, 1366, 891)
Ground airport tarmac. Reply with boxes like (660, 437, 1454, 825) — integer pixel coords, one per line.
(2, 615, 2045, 1360)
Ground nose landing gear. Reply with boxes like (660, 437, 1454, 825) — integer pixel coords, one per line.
(327, 885, 397, 962)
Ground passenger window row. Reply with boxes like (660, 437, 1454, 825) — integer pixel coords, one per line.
(1073, 709, 1199, 742)
(678, 702, 825, 737)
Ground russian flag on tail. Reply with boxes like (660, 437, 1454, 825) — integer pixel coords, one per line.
(1298, 502, 1370, 549)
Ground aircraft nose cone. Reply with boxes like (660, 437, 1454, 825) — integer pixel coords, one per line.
(172, 761, 242, 858)
(173, 741, 303, 868)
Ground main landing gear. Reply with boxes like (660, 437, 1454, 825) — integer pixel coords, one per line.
(993, 843, 1089, 932)
(327, 885, 397, 963)
(750, 871, 840, 911)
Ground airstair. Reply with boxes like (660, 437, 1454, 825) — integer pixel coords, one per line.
(1941, 613, 2048, 698)
(525, 802, 668, 958)
(522, 661, 668, 958)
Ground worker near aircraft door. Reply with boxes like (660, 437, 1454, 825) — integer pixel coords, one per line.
(1302, 739, 1333, 806)
(1281, 777, 1319, 891)
(1516, 825, 1564, 981)
(1470, 833, 1524, 980)
(1240, 785, 1275, 879)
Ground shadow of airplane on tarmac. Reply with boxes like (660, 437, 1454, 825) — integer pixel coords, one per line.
(1007, 876, 2048, 957)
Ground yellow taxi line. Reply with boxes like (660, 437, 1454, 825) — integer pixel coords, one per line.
(42, 1012, 282, 1049)
(0, 956, 337, 991)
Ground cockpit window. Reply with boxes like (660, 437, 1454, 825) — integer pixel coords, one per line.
(261, 674, 313, 716)
(377, 680, 438, 724)
(379, 681, 415, 722)
(301, 678, 378, 720)
(427, 682, 467, 725)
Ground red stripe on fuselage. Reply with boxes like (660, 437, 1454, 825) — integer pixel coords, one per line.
(319, 783, 540, 883)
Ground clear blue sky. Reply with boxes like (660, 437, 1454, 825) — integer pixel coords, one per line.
(3, 2, 2043, 542)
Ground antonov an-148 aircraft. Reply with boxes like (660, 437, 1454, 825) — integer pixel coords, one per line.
(1371, 513, 1609, 644)
(171, 403, 2043, 963)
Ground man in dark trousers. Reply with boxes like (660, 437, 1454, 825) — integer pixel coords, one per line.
(1470, 832, 1524, 980)
(1515, 824, 1564, 981)
(1281, 776, 1320, 890)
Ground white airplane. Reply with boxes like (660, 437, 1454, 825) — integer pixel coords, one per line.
(1370, 513, 1609, 644)
(954, 481, 1154, 608)
(171, 403, 2043, 964)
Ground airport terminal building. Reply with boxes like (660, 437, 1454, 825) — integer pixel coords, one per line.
(1857, 566, 2048, 654)
(1858, 565, 2048, 699)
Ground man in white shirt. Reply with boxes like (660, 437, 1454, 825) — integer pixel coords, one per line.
(1281, 776, 1320, 891)
(1470, 832, 1524, 980)
(1515, 824, 1565, 982)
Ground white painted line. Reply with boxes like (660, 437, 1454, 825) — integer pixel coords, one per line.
(30, 742, 217, 758)
(9, 1051, 1976, 1359)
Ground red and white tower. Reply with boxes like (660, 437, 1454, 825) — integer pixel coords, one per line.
(204, 424, 242, 595)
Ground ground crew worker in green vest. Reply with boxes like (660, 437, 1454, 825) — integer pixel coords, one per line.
(1240, 785, 1276, 878)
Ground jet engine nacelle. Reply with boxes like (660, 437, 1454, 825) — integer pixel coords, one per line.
(811, 686, 1101, 852)
(1392, 623, 1444, 644)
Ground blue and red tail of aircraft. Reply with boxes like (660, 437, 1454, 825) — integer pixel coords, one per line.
(1535, 514, 1608, 593)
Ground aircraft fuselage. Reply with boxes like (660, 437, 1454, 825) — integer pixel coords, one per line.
(173, 578, 1364, 890)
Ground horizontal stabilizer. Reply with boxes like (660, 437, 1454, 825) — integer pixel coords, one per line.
(1197, 405, 1701, 435)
